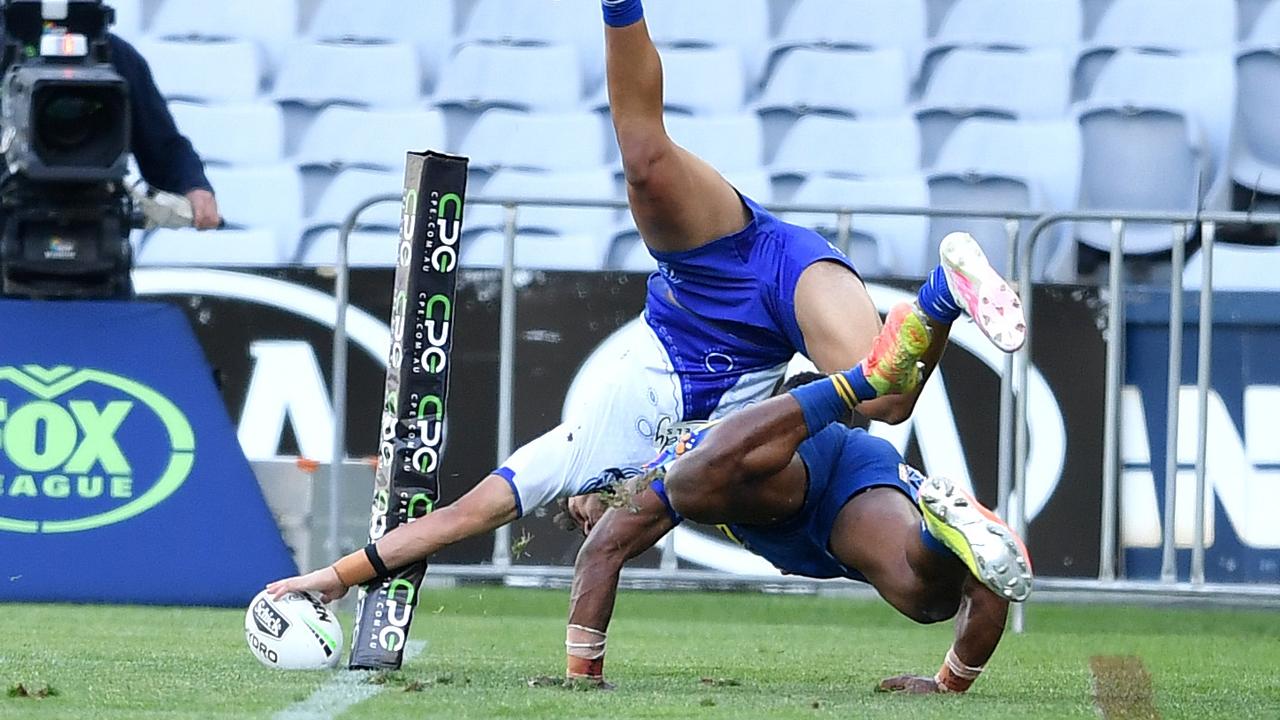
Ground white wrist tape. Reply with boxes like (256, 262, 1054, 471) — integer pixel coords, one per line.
(565, 624, 607, 660)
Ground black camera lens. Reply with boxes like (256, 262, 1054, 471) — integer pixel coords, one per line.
(34, 84, 127, 168)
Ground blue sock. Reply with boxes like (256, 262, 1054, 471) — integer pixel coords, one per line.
(916, 265, 963, 324)
(788, 368, 875, 436)
(602, 0, 644, 27)
(919, 520, 953, 558)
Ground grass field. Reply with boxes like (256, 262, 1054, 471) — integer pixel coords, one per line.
(2, 586, 1278, 719)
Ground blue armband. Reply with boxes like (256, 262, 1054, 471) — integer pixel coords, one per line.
(602, 0, 644, 28)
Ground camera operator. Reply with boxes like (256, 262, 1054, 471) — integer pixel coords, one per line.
(108, 34, 219, 230)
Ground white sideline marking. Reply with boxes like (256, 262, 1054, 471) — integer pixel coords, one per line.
(273, 641, 426, 720)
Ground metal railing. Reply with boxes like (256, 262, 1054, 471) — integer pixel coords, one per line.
(327, 194, 1280, 624)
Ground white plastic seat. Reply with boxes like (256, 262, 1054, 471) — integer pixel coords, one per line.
(296, 107, 447, 171)
(297, 229, 400, 267)
(1246, 0, 1280, 43)
(468, 169, 618, 238)
(934, 118, 1082, 212)
(644, 0, 770, 85)
(1075, 103, 1208, 254)
(771, 115, 920, 179)
(664, 114, 765, 172)
(435, 44, 582, 112)
(461, 0, 602, 90)
(771, 0, 927, 81)
(461, 231, 612, 271)
(613, 236, 660, 273)
(1183, 244, 1280, 290)
(168, 102, 285, 165)
(1234, 49, 1280, 194)
(204, 165, 304, 257)
(916, 48, 1071, 164)
(138, 229, 284, 266)
(1088, 50, 1235, 192)
(150, 0, 296, 71)
(1076, 0, 1238, 95)
(931, 0, 1082, 51)
(785, 175, 932, 277)
(309, 0, 454, 89)
(274, 40, 422, 108)
(461, 110, 607, 173)
(758, 47, 910, 118)
(130, 38, 261, 103)
(306, 168, 404, 230)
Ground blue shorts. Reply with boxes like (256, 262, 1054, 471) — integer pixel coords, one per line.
(724, 426, 921, 582)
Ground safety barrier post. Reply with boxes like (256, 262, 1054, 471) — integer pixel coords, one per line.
(996, 219, 1019, 524)
(492, 203, 519, 568)
(1191, 221, 1216, 586)
(1159, 224, 1187, 582)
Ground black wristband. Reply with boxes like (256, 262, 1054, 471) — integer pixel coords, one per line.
(364, 543, 390, 578)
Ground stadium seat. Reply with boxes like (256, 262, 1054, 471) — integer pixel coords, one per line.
(435, 44, 582, 112)
(933, 118, 1082, 212)
(663, 114, 766, 172)
(771, 0, 928, 81)
(1089, 0, 1236, 50)
(110, 0, 144, 41)
(205, 163, 303, 233)
(770, 115, 920, 180)
(274, 40, 422, 108)
(138, 229, 284, 266)
(168, 102, 285, 166)
(927, 171, 1044, 274)
(295, 107, 448, 171)
(1234, 49, 1280, 195)
(309, 0, 454, 89)
(461, 231, 613, 271)
(305, 168, 404, 231)
(1183, 244, 1280, 290)
(1246, 0, 1280, 42)
(1076, 0, 1237, 95)
(295, 229, 400, 267)
(644, 0, 770, 85)
(1075, 104, 1207, 255)
(149, 0, 297, 71)
(461, 110, 608, 174)
(131, 38, 262, 103)
(756, 47, 910, 154)
(785, 175, 932, 278)
(467, 168, 618, 238)
(461, 0, 603, 90)
(589, 46, 745, 116)
(930, 0, 1082, 51)
(610, 234, 660, 273)
(1087, 50, 1235, 193)
(916, 48, 1071, 165)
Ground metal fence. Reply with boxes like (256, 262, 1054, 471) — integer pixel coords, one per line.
(328, 193, 1280, 628)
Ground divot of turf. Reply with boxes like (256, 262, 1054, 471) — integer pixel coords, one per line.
(1089, 655, 1161, 720)
(7, 682, 58, 699)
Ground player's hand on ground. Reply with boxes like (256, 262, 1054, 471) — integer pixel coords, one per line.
(876, 674, 945, 694)
(567, 494, 609, 535)
(266, 567, 348, 603)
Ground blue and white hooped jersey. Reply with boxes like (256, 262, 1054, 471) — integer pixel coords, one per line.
(642, 194, 858, 421)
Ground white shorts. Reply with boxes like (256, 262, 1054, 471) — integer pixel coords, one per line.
(496, 316, 787, 515)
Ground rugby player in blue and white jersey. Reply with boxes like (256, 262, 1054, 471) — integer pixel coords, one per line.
(270, 1, 1029, 685)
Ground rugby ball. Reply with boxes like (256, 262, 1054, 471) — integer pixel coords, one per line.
(244, 590, 343, 670)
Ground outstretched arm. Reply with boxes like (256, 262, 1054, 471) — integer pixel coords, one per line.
(879, 579, 1009, 694)
(266, 475, 518, 602)
(601, 1, 749, 252)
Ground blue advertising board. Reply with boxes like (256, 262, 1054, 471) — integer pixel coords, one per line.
(0, 300, 296, 606)
(1124, 290, 1280, 583)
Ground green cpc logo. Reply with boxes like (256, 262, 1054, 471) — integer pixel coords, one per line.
(0, 365, 194, 534)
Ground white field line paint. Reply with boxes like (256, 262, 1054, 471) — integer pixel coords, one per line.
(273, 641, 427, 720)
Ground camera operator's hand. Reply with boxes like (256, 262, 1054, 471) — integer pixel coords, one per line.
(186, 189, 221, 230)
